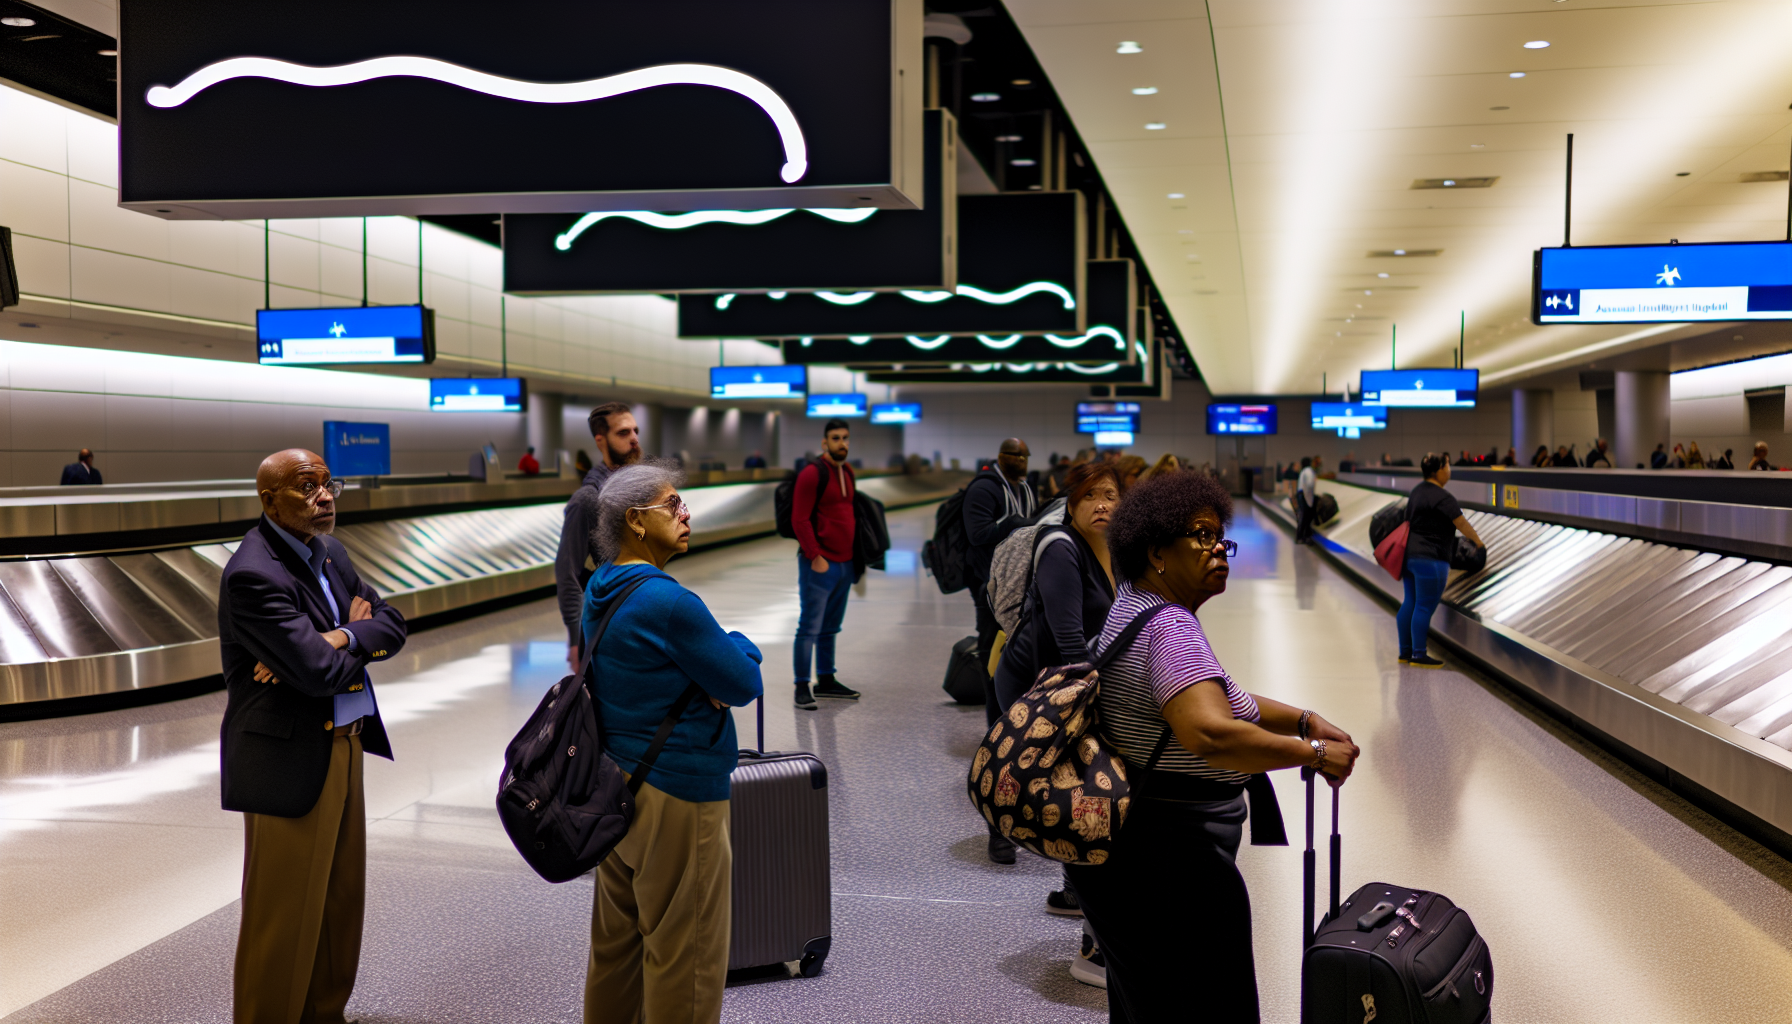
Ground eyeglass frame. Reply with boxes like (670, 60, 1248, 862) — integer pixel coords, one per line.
(289, 478, 344, 504)
(629, 494, 691, 521)
(1181, 529, 1238, 558)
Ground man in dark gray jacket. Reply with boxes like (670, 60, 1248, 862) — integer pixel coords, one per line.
(555, 401, 642, 664)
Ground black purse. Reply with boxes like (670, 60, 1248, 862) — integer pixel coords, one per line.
(1449, 535, 1487, 573)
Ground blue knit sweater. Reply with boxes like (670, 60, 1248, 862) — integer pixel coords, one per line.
(582, 562, 764, 803)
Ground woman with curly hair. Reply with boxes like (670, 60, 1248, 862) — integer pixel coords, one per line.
(1067, 472, 1360, 1022)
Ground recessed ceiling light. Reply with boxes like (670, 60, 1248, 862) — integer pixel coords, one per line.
(1443, 179, 1456, 186)
(1508, 72, 1526, 79)
(1144, 122, 1167, 130)
(970, 92, 1000, 102)
(1117, 41, 1143, 54)
(1470, 143, 1485, 148)
(98, 49, 118, 56)
(1167, 192, 1185, 198)
(0, 16, 35, 26)
(1364, 290, 1374, 296)
(995, 134, 1022, 143)
(1523, 40, 1550, 49)
(1028, 184, 1043, 190)
(1011, 78, 1032, 86)
(1011, 158, 1037, 166)
(1394, 249, 1406, 255)
(1377, 273, 1390, 278)
(1132, 86, 1158, 95)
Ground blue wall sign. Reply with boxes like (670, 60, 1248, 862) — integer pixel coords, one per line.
(1533, 242, 1792, 324)
(323, 421, 391, 477)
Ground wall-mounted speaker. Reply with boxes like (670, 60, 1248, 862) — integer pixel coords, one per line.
(0, 227, 19, 308)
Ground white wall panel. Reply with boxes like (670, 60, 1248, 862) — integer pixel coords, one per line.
(0, 160, 69, 240)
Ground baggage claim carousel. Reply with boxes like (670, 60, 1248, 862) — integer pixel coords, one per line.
(0, 470, 968, 716)
(1258, 467, 1792, 853)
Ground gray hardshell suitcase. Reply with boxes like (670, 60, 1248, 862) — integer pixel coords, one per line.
(728, 701, 832, 977)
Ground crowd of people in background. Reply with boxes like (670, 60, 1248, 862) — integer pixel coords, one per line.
(1327, 438, 1784, 472)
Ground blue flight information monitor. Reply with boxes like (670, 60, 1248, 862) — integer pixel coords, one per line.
(429, 378, 525, 413)
(1534, 242, 1792, 324)
(322, 421, 390, 476)
(807, 393, 868, 418)
(1076, 401, 1140, 435)
(258, 305, 435, 364)
(710, 365, 806, 399)
(870, 402, 922, 424)
(1360, 369, 1478, 408)
(1311, 401, 1387, 438)
(1206, 404, 1277, 435)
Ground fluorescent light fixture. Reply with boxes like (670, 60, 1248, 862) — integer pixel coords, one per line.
(971, 92, 1000, 102)
(1132, 86, 1158, 95)
(99, 49, 118, 56)
(1117, 41, 1143, 54)
(1509, 72, 1526, 78)
(1167, 192, 1185, 199)
(996, 134, 1022, 142)
(1523, 40, 1550, 48)
(145, 56, 812, 182)
(0, 16, 35, 26)
(1011, 158, 1037, 166)
(554, 207, 874, 250)
(1144, 122, 1167, 130)
(1377, 273, 1390, 278)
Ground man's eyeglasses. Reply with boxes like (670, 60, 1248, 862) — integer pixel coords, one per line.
(631, 494, 691, 521)
(1183, 529, 1238, 558)
(293, 479, 343, 503)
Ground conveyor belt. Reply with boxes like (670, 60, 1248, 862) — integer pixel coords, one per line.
(1261, 481, 1792, 846)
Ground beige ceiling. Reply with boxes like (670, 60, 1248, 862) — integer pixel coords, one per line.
(1010, 0, 1792, 396)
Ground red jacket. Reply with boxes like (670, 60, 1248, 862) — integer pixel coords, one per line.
(792, 458, 856, 563)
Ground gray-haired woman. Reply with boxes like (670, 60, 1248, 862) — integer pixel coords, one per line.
(579, 463, 764, 1024)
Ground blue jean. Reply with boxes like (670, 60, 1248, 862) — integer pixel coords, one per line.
(794, 558, 852, 683)
(1397, 557, 1450, 658)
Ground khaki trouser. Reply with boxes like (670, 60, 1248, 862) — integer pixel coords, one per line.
(586, 780, 732, 1024)
(234, 730, 366, 1024)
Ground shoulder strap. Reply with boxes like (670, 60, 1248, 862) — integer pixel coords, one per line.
(580, 573, 708, 796)
(1092, 600, 1182, 672)
(576, 574, 651, 683)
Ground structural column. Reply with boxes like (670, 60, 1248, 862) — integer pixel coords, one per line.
(526, 391, 565, 469)
(1614, 370, 1670, 470)
(1512, 389, 1554, 462)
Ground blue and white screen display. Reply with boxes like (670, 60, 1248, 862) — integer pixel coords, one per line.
(429, 378, 524, 413)
(870, 402, 922, 424)
(258, 305, 433, 364)
(1076, 401, 1141, 435)
(1310, 402, 1387, 432)
(710, 365, 806, 399)
(1360, 369, 1478, 408)
(807, 393, 867, 418)
(1534, 242, 1792, 323)
(1206, 404, 1277, 435)
(322, 421, 390, 476)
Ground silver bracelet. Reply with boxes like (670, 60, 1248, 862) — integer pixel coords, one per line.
(1310, 738, 1327, 772)
(1297, 709, 1313, 741)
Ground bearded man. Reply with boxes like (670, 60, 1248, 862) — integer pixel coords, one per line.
(555, 401, 645, 662)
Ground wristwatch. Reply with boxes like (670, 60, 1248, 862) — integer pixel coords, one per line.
(1297, 709, 1313, 741)
(1310, 738, 1327, 771)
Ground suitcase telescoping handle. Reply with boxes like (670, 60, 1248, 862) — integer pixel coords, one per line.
(755, 695, 765, 754)
(1301, 767, 1341, 948)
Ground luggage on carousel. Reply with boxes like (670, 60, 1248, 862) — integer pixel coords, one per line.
(1300, 770, 1493, 1024)
(729, 700, 832, 978)
(1313, 492, 1340, 528)
(942, 634, 986, 705)
(1449, 535, 1487, 574)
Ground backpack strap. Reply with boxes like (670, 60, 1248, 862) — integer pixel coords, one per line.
(577, 575, 651, 683)
(1092, 600, 1182, 672)
(579, 574, 705, 796)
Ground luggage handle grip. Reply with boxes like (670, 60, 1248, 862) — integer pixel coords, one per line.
(1301, 767, 1341, 948)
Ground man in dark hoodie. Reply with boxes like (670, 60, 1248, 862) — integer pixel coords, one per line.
(962, 438, 1035, 713)
(791, 418, 859, 709)
(556, 401, 643, 667)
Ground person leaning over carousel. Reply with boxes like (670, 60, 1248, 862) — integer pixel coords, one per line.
(1064, 471, 1361, 1023)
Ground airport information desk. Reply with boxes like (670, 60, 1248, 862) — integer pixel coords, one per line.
(1260, 466, 1792, 850)
(0, 469, 969, 713)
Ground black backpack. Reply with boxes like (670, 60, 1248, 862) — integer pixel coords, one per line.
(921, 485, 971, 594)
(773, 460, 813, 540)
(496, 576, 703, 883)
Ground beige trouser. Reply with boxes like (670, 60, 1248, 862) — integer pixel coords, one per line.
(586, 780, 732, 1024)
(234, 731, 366, 1024)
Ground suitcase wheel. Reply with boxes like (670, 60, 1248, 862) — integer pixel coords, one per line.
(799, 936, 831, 978)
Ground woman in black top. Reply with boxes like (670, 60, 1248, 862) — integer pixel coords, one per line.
(1397, 454, 1486, 667)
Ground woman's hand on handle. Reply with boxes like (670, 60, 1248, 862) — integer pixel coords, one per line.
(1452, 514, 1486, 550)
(1315, 735, 1360, 788)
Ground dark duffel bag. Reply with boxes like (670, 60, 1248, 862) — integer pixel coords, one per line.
(1449, 535, 1487, 573)
(496, 576, 700, 883)
(1369, 498, 1408, 550)
(942, 634, 986, 705)
(730, 701, 832, 978)
(1301, 771, 1493, 1024)
(1313, 492, 1340, 528)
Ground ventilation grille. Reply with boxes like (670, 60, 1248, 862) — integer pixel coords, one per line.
(1740, 171, 1790, 183)
(1367, 249, 1441, 258)
(1411, 177, 1498, 189)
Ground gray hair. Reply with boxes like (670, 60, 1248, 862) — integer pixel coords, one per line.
(592, 461, 684, 566)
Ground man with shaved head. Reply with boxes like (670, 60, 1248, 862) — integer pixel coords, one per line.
(219, 447, 407, 1023)
(961, 437, 1039, 813)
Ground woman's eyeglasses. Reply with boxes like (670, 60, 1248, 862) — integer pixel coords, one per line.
(1183, 529, 1238, 558)
(631, 494, 691, 521)
(293, 479, 344, 503)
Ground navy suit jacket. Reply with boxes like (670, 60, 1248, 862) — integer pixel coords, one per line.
(218, 517, 407, 817)
(59, 462, 102, 485)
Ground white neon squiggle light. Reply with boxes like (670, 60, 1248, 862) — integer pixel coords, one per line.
(145, 57, 810, 182)
(769, 291, 788, 299)
(899, 290, 956, 303)
(1043, 325, 1125, 350)
(553, 208, 874, 250)
(715, 294, 737, 310)
(815, 292, 876, 305)
(956, 281, 1076, 308)
(905, 335, 952, 350)
(1065, 362, 1123, 374)
(976, 335, 1022, 350)
(848, 336, 872, 345)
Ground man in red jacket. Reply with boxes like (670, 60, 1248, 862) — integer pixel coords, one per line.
(791, 418, 860, 709)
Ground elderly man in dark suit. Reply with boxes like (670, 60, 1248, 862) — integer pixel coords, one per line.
(59, 448, 102, 485)
(219, 448, 406, 1024)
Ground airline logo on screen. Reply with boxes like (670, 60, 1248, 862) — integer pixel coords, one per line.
(145, 57, 809, 182)
(1537, 242, 1792, 323)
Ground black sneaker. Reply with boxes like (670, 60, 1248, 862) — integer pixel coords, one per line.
(794, 682, 818, 710)
(1046, 889, 1083, 917)
(987, 833, 1017, 865)
(1070, 928, 1107, 988)
(1407, 655, 1445, 668)
(813, 677, 861, 700)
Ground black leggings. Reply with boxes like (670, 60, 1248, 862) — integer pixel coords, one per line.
(1065, 794, 1259, 1023)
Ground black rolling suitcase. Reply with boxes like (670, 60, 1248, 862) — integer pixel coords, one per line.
(728, 700, 832, 978)
(942, 635, 986, 705)
(1301, 770, 1493, 1024)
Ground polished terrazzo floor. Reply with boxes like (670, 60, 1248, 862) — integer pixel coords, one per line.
(4, 504, 1792, 1022)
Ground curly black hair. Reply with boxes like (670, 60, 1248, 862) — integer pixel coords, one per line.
(1106, 471, 1234, 581)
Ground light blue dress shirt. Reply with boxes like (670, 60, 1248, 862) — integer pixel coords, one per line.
(267, 519, 376, 727)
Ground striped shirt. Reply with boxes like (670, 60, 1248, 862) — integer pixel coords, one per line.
(1093, 580, 1260, 783)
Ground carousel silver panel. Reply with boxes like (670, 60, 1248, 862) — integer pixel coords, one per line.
(1261, 481, 1792, 839)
